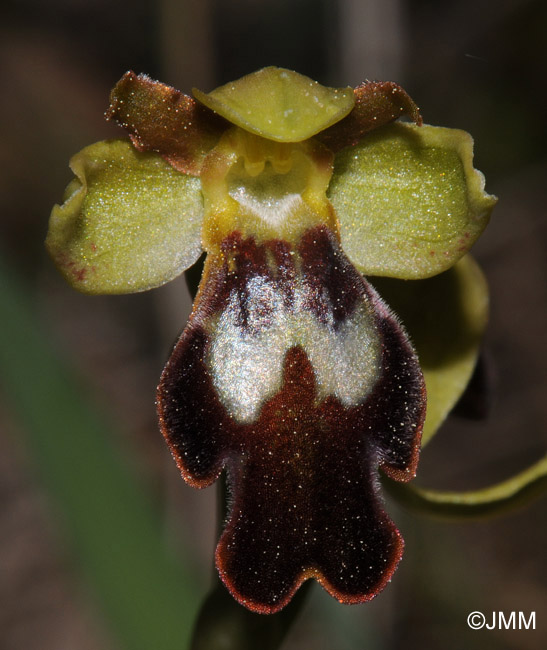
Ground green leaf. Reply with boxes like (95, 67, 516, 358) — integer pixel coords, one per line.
(46, 139, 204, 294)
(371, 255, 489, 447)
(383, 455, 547, 519)
(193, 67, 354, 142)
(329, 122, 497, 279)
(0, 260, 201, 650)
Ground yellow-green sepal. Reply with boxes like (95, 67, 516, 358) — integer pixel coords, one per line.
(329, 122, 497, 279)
(46, 139, 204, 294)
(383, 455, 547, 519)
(371, 255, 489, 447)
(193, 67, 354, 143)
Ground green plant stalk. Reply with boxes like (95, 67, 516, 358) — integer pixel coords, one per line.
(382, 454, 547, 519)
(0, 259, 201, 650)
(191, 571, 311, 650)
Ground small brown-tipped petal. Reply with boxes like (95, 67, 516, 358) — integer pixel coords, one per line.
(107, 71, 228, 175)
(317, 81, 422, 151)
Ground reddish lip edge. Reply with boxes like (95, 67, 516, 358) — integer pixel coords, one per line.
(214, 516, 405, 615)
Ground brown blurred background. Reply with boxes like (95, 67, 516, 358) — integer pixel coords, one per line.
(1, 0, 546, 648)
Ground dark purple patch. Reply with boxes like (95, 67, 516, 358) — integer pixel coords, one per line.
(199, 233, 297, 334)
(299, 226, 364, 327)
(157, 325, 225, 486)
(365, 304, 425, 480)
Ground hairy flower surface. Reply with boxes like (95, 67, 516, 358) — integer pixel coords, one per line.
(46, 67, 497, 613)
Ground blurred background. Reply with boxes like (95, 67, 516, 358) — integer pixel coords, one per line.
(1, 0, 546, 648)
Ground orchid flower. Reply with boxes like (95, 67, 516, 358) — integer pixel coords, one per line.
(46, 67, 501, 614)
